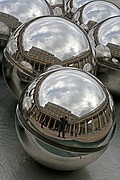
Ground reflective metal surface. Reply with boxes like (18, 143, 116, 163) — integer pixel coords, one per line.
(3, 16, 96, 98)
(0, 64, 120, 179)
(88, 15, 120, 95)
(16, 67, 116, 170)
(0, 0, 120, 178)
(46, 0, 64, 16)
(72, 0, 120, 31)
(0, 0, 53, 23)
(36, 68, 105, 117)
(64, 0, 94, 17)
(0, 0, 53, 47)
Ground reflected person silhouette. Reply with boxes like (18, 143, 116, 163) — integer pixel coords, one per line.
(58, 115, 68, 138)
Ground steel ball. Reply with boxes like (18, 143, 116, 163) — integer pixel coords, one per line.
(15, 66, 116, 170)
(3, 16, 96, 98)
(88, 15, 120, 96)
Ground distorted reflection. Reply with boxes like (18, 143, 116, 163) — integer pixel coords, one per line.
(22, 17, 90, 60)
(22, 96, 32, 111)
(64, 0, 94, 16)
(17, 67, 115, 159)
(3, 16, 96, 99)
(46, 0, 64, 16)
(37, 69, 106, 117)
(89, 16, 120, 96)
(0, 0, 52, 23)
(72, 1, 120, 32)
(97, 17, 120, 46)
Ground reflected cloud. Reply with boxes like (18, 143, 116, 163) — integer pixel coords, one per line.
(0, 0, 52, 23)
(82, 1, 120, 25)
(38, 69, 105, 117)
(22, 17, 90, 60)
(98, 16, 120, 46)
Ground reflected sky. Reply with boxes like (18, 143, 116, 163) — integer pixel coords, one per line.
(97, 16, 120, 46)
(0, 0, 52, 23)
(82, 1, 120, 25)
(22, 16, 90, 60)
(37, 69, 106, 117)
(72, 0, 93, 9)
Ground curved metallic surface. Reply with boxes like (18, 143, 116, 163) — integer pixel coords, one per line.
(3, 16, 96, 98)
(22, 17, 90, 60)
(15, 115, 108, 170)
(88, 16, 120, 95)
(5, 16, 92, 60)
(89, 16, 120, 54)
(46, 0, 64, 16)
(2, 57, 28, 98)
(37, 68, 106, 117)
(0, 0, 53, 23)
(0, 0, 53, 48)
(97, 68, 120, 96)
(64, 0, 94, 16)
(96, 16, 120, 46)
(15, 66, 116, 170)
(73, 0, 120, 30)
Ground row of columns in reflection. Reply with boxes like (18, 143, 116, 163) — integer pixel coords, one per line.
(24, 102, 112, 138)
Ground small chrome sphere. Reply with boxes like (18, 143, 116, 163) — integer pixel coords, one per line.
(3, 15, 96, 98)
(15, 66, 116, 170)
(0, 0, 53, 48)
(46, 0, 65, 16)
(88, 15, 120, 95)
(72, 0, 120, 32)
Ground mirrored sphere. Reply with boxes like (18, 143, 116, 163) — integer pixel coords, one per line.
(88, 16, 120, 95)
(46, 0, 64, 16)
(3, 16, 96, 98)
(15, 67, 116, 170)
(0, 0, 53, 47)
(72, 0, 120, 32)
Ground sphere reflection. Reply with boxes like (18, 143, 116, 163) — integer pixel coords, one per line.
(3, 16, 96, 98)
(64, 0, 94, 18)
(46, 0, 64, 16)
(72, 0, 120, 32)
(0, 0, 53, 48)
(16, 67, 116, 170)
(89, 16, 120, 95)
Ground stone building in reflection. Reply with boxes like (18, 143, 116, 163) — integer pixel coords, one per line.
(13, 45, 95, 80)
(22, 91, 113, 142)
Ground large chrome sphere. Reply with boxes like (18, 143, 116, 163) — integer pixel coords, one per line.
(0, 0, 53, 48)
(15, 66, 116, 170)
(3, 16, 96, 98)
(88, 15, 120, 96)
(72, 0, 120, 32)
